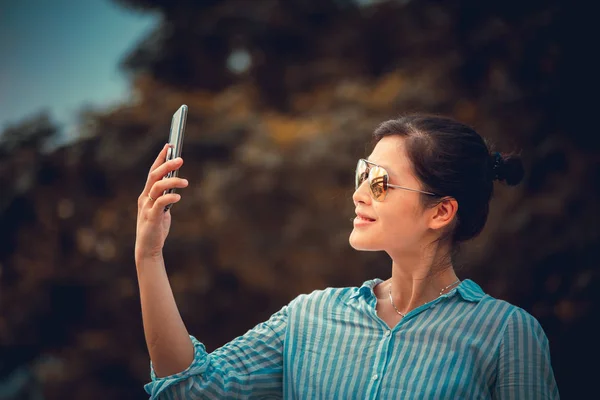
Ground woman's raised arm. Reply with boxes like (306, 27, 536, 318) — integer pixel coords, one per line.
(135, 143, 192, 378)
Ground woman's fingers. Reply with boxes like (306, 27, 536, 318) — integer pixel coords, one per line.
(149, 193, 181, 216)
(144, 156, 184, 195)
(147, 177, 189, 204)
(150, 143, 171, 173)
(151, 157, 183, 182)
(142, 144, 170, 195)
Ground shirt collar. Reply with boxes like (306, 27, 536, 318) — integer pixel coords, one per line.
(349, 278, 382, 300)
(349, 278, 485, 302)
(454, 279, 485, 302)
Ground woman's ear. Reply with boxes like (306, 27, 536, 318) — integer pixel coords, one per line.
(429, 197, 458, 231)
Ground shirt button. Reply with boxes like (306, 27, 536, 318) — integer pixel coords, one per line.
(372, 374, 379, 381)
(385, 330, 391, 336)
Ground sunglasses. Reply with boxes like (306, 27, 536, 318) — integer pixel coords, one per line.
(355, 159, 439, 201)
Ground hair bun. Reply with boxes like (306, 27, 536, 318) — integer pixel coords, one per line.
(492, 152, 524, 186)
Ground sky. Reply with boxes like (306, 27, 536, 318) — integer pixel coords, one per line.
(0, 0, 158, 136)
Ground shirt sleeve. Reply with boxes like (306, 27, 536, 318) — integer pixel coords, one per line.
(144, 301, 290, 399)
(492, 307, 560, 400)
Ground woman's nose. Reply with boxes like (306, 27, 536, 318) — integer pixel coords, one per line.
(352, 180, 372, 206)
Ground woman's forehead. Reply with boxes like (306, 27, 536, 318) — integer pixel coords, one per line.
(367, 136, 410, 176)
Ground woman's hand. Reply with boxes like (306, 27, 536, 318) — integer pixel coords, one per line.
(135, 144, 189, 262)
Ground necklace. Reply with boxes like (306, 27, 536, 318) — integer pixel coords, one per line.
(388, 279, 461, 317)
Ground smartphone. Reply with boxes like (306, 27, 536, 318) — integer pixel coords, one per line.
(163, 104, 188, 211)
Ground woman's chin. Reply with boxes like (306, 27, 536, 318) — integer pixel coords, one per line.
(349, 233, 379, 251)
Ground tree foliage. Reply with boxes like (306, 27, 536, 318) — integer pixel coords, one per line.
(114, 0, 568, 115)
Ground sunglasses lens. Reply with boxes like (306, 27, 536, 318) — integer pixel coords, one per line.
(355, 160, 368, 189)
(355, 160, 389, 201)
(369, 165, 388, 201)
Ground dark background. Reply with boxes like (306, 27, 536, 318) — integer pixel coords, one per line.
(1, 0, 597, 399)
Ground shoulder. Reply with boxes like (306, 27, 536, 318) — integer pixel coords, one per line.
(285, 280, 380, 318)
(284, 284, 366, 332)
(499, 305, 549, 344)
(472, 292, 549, 348)
(460, 280, 540, 325)
(289, 285, 358, 311)
(457, 280, 548, 343)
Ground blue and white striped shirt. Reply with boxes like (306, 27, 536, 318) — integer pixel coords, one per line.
(145, 279, 559, 399)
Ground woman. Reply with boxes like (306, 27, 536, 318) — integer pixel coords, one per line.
(135, 115, 559, 399)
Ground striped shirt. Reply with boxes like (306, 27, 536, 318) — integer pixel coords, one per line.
(145, 279, 559, 399)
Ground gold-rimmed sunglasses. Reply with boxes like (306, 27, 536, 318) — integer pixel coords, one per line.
(355, 159, 440, 201)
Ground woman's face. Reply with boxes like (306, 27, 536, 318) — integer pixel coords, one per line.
(349, 135, 433, 254)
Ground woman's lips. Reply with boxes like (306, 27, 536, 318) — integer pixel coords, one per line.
(353, 215, 376, 226)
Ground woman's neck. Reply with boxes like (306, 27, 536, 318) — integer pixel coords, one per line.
(384, 249, 459, 315)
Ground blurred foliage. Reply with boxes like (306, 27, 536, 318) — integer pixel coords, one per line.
(0, 113, 57, 156)
(1, 0, 597, 399)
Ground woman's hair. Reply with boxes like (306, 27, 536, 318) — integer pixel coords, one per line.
(373, 114, 524, 244)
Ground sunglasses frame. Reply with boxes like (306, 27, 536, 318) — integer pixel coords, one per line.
(356, 158, 440, 201)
